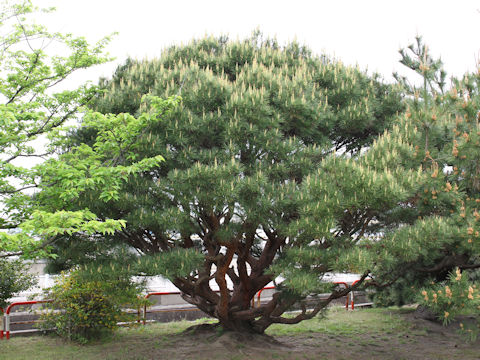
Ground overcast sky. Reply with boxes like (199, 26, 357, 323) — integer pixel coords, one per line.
(39, 0, 480, 87)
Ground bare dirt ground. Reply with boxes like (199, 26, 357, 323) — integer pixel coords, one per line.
(96, 313, 480, 360)
(4, 309, 479, 360)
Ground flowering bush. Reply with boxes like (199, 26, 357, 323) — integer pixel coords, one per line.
(40, 270, 144, 343)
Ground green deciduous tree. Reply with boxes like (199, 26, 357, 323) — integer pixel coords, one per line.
(0, 0, 110, 257)
(0, 257, 36, 308)
(57, 34, 406, 333)
(0, 0, 178, 261)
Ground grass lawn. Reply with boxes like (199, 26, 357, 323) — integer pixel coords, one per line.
(2, 307, 479, 360)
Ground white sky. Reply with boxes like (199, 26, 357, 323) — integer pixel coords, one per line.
(39, 0, 480, 86)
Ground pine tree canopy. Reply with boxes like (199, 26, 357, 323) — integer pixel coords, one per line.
(355, 38, 480, 322)
(56, 33, 408, 333)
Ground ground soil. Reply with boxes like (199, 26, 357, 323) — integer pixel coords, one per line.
(99, 313, 480, 360)
(4, 309, 479, 360)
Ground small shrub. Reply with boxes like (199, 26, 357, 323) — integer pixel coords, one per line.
(419, 268, 480, 340)
(40, 270, 144, 343)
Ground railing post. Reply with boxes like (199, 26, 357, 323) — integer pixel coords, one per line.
(5, 312, 9, 340)
(143, 293, 153, 325)
(143, 302, 147, 325)
(5, 300, 53, 340)
(351, 279, 362, 310)
(256, 286, 275, 308)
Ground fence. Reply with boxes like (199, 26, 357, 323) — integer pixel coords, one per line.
(2, 281, 369, 340)
(140, 287, 277, 325)
(2, 300, 53, 340)
(141, 291, 184, 325)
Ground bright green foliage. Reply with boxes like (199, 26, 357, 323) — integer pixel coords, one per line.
(1, 93, 178, 258)
(0, 1, 180, 259)
(0, 0, 110, 256)
(0, 257, 36, 308)
(35, 95, 178, 206)
(40, 270, 145, 344)
(57, 33, 404, 333)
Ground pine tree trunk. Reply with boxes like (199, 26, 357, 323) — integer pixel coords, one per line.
(218, 318, 259, 333)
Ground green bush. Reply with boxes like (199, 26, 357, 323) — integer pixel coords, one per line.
(418, 268, 479, 323)
(40, 270, 144, 343)
(419, 268, 480, 340)
(0, 258, 37, 309)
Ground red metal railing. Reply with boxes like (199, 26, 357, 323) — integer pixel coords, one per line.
(3, 300, 53, 340)
(141, 287, 276, 324)
(140, 282, 364, 324)
(2, 280, 368, 339)
(334, 282, 351, 309)
(349, 280, 362, 310)
(256, 286, 275, 307)
(334, 279, 369, 310)
(257, 282, 366, 311)
(257, 282, 363, 310)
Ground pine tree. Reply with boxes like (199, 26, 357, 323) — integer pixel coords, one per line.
(360, 38, 480, 328)
(58, 34, 405, 333)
